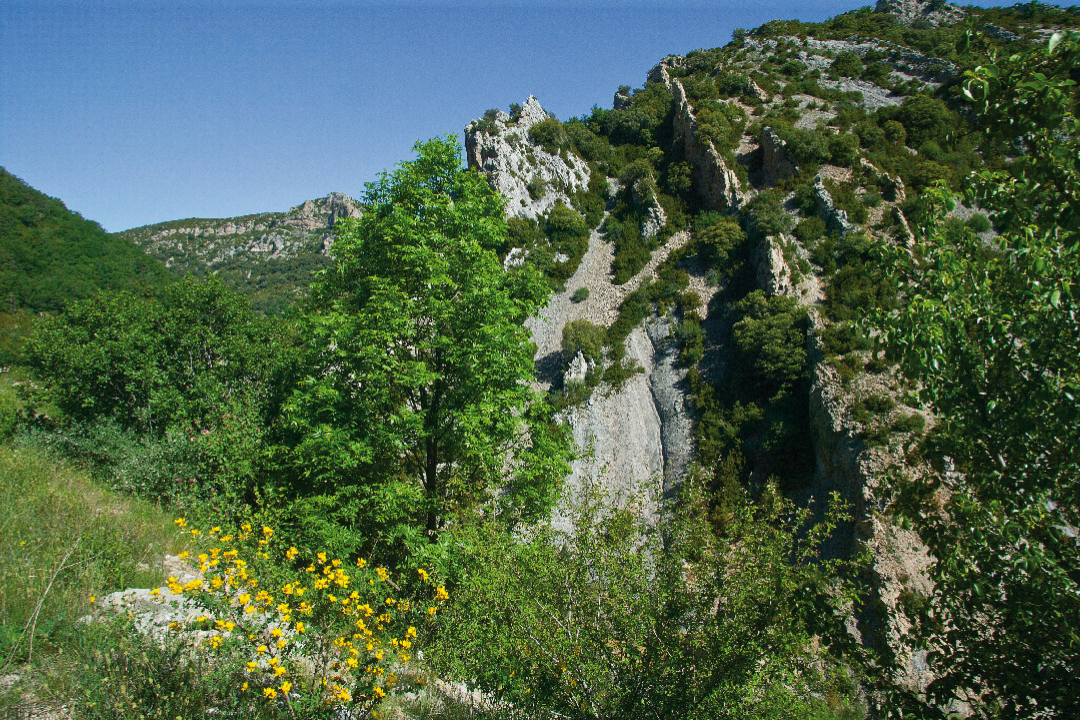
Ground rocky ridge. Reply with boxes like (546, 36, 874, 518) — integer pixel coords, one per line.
(121, 192, 362, 268)
(464, 96, 590, 220)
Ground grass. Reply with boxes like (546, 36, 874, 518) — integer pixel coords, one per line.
(0, 444, 183, 703)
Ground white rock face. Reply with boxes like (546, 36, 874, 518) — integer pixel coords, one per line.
(553, 326, 665, 532)
(464, 97, 591, 220)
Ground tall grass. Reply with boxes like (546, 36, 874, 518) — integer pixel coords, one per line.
(0, 446, 182, 669)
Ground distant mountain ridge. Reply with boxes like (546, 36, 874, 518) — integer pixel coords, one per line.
(116, 192, 362, 314)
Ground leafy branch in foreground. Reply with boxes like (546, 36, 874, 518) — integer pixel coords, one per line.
(875, 31, 1080, 719)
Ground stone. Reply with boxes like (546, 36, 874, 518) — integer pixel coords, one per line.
(875, 0, 964, 28)
(465, 96, 591, 220)
(761, 126, 797, 185)
(671, 80, 746, 211)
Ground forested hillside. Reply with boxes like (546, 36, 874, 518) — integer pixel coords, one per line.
(1, 1, 1077, 718)
(0, 169, 171, 362)
(0, 169, 170, 313)
(116, 192, 362, 315)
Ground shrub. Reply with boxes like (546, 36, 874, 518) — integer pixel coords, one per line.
(430, 482, 863, 720)
(545, 202, 590, 282)
(775, 126, 831, 166)
(828, 131, 861, 167)
(731, 291, 809, 400)
(526, 175, 547, 200)
(795, 217, 827, 245)
(894, 95, 958, 147)
(120, 518, 451, 716)
(832, 51, 864, 77)
(527, 117, 568, 154)
(744, 191, 794, 238)
(967, 213, 992, 233)
(561, 319, 606, 363)
(570, 287, 590, 303)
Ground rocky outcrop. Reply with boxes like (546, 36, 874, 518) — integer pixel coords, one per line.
(645, 317, 693, 496)
(671, 80, 746, 211)
(813, 175, 854, 236)
(632, 178, 668, 239)
(805, 314, 934, 691)
(464, 96, 591, 220)
(283, 192, 362, 230)
(875, 0, 965, 28)
(755, 234, 798, 298)
(761, 126, 797, 186)
(121, 192, 362, 271)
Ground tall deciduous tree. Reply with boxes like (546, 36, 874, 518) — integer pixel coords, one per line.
(877, 32, 1080, 719)
(284, 137, 568, 540)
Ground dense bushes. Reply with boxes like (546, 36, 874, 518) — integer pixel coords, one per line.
(432, 482, 863, 720)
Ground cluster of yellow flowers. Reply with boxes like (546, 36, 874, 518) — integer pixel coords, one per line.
(167, 517, 449, 711)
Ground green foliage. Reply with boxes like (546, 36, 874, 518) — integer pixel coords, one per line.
(28, 278, 296, 435)
(894, 95, 958, 148)
(606, 215, 651, 285)
(732, 291, 809, 401)
(430, 481, 863, 720)
(570, 286, 590, 303)
(743, 191, 793, 238)
(289, 137, 570, 538)
(876, 33, 1080, 718)
(966, 212, 991, 233)
(795, 216, 827, 246)
(544, 201, 591, 284)
(831, 50, 864, 78)
(694, 99, 748, 150)
(773, 125, 831, 167)
(822, 232, 896, 322)
(527, 117, 569, 154)
(561, 319, 606, 363)
(0, 168, 170, 315)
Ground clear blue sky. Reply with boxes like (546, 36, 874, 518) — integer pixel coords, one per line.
(1, 0, 1015, 232)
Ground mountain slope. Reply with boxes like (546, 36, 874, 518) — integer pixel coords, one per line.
(0, 168, 170, 314)
(116, 193, 361, 314)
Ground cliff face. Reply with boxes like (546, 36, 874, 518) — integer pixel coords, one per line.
(670, 80, 747, 212)
(120, 192, 362, 267)
(464, 96, 591, 220)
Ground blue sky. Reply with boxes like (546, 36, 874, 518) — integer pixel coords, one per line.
(1, 0, 1015, 231)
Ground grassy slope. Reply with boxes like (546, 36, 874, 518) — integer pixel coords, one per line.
(0, 442, 182, 708)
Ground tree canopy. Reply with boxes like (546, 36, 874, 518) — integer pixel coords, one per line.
(282, 137, 569, 540)
(877, 31, 1080, 719)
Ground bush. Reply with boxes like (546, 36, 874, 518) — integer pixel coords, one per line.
(527, 117, 568, 154)
(731, 291, 809, 400)
(570, 287, 590, 303)
(894, 95, 958, 148)
(775, 126, 831, 166)
(744, 191, 794, 238)
(967, 213, 992, 233)
(545, 202, 590, 283)
(832, 50, 864, 78)
(562, 319, 606, 363)
(430, 482, 863, 720)
(795, 217, 827, 245)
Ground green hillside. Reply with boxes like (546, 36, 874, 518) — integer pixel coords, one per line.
(0, 168, 170, 313)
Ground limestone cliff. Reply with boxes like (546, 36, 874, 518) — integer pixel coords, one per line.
(464, 97, 590, 220)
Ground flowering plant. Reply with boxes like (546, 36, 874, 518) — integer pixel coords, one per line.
(167, 517, 448, 715)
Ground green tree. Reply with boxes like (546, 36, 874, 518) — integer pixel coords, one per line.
(877, 32, 1080, 719)
(284, 137, 569, 540)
